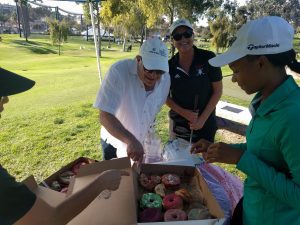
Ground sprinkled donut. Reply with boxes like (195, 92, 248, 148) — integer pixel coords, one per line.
(163, 193, 183, 210)
(139, 173, 161, 191)
(140, 193, 162, 209)
(139, 208, 162, 222)
(161, 173, 180, 189)
(164, 209, 187, 221)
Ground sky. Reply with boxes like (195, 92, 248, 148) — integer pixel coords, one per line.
(1, 0, 246, 15)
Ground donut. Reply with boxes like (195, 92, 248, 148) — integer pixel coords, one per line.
(163, 193, 183, 210)
(164, 209, 187, 221)
(139, 208, 162, 222)
(140, 193, 162, 209)
(139, 173, 161, 191)
(72, 161, 87, 175)
(175, 188, 192, 202)
(154, 183, 166, 197)
(58, 171, 75, 185)
(188, 207, 211, 220)
(50, 180, 61, 192)
(60, 187, 69, 194)
(161, 174, 180, 189)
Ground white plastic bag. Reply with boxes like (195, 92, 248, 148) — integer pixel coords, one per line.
(162, 138, 204, 166)
(143, 126, 163, 163)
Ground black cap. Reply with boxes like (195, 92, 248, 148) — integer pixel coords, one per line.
(0, 68, 35, 96)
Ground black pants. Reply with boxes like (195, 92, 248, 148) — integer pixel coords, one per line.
(100, 139, 117, 160)
(231, 197, 243, 225)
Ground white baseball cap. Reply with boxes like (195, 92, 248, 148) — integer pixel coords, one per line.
(169, 19, 193, 35)
(140, 37, 169, 73)
(209, 16, 294, 67)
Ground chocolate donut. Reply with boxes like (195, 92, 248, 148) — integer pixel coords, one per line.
(164, 209, 187, 221)
(161, 174, 180, 189)
(163, 193, 183, 210)
(140, 193, 162, 209)
(139, 208, 162, 222)
(139, 173, 161, 191)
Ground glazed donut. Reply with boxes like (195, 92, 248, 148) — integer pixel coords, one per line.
(161, 174, 180, 189)
(139, 173, 161, 191)
(139, 208, 162, 222)
(58, 171, 75, 185)
(164, 209, 187, 221)
(175, 188, 192, 202)
(140, 193, 162, 209)
(154, 183, 166, 197)
(188, 207, 211, 220)
(163, 193, 183, 210)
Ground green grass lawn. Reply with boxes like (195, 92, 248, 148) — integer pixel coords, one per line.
(1, 34, 298, 183)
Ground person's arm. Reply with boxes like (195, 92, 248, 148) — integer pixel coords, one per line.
(17, 169, 128, 225)
(190, 80, 223, 130)
(166, 97, 198, 123)
(237, 110, 300, 211)
(100, 110, 144, 162)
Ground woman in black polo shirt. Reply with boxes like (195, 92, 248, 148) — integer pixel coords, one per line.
(0, 68, 127, 225)
(166, 19, 223, 143)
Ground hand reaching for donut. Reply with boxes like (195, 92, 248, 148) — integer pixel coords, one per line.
(126, 137, 144, 162)
(99, 169, 129, 191)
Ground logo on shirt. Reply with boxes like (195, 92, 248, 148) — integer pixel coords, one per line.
(196, 65, 205, 77)
(174, 74, 181, 79)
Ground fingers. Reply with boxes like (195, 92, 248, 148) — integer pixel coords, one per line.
(191, 139, 211, 154)
(190, 146, 205, 154)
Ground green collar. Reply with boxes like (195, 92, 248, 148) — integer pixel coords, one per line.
(251, 76, 298, 116)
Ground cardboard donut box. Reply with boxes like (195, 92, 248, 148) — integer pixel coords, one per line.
(40, 157, 96, 192)
(23, 157, 225, 225)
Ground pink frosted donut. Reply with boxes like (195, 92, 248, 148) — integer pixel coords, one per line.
(163, 193, 183, 210)
(139, 208, 162, 222)
(164, 209, 187, 221)
(161, 174, 180, 189)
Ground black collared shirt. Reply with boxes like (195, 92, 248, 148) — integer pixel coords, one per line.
(168, 46, 222, 141)
(0, 165, 36, 225)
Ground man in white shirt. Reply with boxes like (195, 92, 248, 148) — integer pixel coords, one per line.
(94, 38, 170, 162)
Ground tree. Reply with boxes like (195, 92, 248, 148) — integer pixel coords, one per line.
(209, 13, 231, 53)
(247, 0, 300, 28)
(48, 19, 68, 55)
(195, 26, 212, 42)
(100, 0, 147, 49)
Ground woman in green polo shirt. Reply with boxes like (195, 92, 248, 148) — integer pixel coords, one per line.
(0, 68, 128, 225)
(191, 16, 300, 225)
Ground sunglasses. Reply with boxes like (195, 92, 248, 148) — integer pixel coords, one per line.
(172, 29, 193, 41)
(140, 58, 165, 77)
